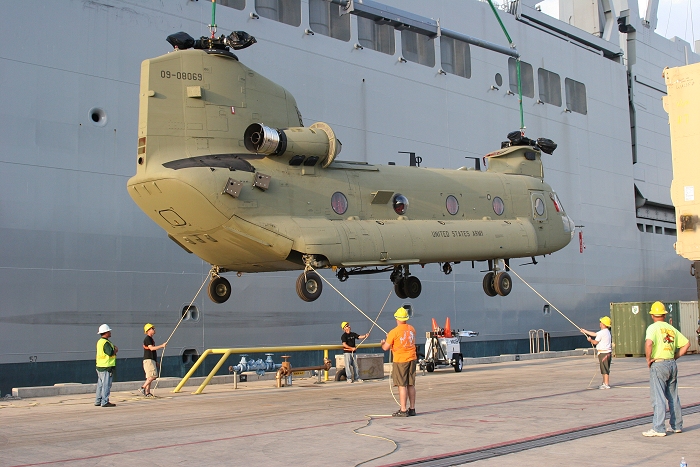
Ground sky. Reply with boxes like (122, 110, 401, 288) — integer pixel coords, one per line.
(537, 0, 699, 48)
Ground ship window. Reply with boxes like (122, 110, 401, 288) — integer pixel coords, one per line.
(393, 194, 409, 215)
(493, 197, 504, 216)
(665, 227, 676, 235)
(637, 223, 644, 232)
(309, 0, 350, 41)
(216, 0, 245, 9)
(357, 16, 395, 54)
(255, 0, 301, 27)
(508, 58, 534, 98)
(646, 225, 653, 233)
(446, 195, 459, 215)
(331, 192, 348, 215)
(565, 78, 587, 115)
(401, 30, 435, 67)
(538, 68, 562, 106)
(440, 36, 471, 78)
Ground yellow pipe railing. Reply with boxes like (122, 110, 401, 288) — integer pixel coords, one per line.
(173, 343, 384, 394)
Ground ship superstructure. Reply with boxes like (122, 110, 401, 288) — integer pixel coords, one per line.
(0, 0, 696, 393)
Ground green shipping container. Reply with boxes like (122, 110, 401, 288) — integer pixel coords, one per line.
(610, 302, 681, 357)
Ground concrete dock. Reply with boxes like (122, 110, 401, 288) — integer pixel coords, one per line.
(1, 353, 699, 467)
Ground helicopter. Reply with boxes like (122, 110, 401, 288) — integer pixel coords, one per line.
(127, 31, 575, 304)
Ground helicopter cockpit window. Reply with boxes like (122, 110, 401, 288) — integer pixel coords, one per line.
(492, 197, 504, 216)
(393, 194, 409, 215)
(446, 195, 459, 215)
(331, 192, 348, 215)
(549, 192, 564, 213)
(534, 197, 545, 216)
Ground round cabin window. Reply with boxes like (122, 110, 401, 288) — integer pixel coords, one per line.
(331, 192, 348, 215)
(492, 197, 504, 216)
(393, 194, 408, 215)
(446, 195, 459, 215)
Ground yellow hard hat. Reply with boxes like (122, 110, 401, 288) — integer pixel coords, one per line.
(650, 301, 667, 315)
(341, 321, 349, 329)
(394, 307, 409, 321)
(144, 323, 155, 333)
(599, 316, 611, 327)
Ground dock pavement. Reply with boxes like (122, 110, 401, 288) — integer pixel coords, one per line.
(1, 352, 699, 467)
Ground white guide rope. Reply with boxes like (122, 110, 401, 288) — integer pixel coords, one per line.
(152, 270, 212, 392)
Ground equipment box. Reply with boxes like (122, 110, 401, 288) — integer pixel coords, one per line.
(335, 353, 384, 380)
(610, 301, 681, 357)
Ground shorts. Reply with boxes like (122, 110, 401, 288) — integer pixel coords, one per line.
(143, 359, 158, 379)
(392, 360, 416, 387)
(598, 352, 611, 375)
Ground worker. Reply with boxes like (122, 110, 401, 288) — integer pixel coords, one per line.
(140, 323, 166, 397)
(381, 307, 417, 417)
(580, 316, 612, 389)
(642, 301, 690, 437)
(95, 324, 118, 407)
(341, 322, 369, 383)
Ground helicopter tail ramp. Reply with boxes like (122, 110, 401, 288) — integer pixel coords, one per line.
(664, 63, 700, 261)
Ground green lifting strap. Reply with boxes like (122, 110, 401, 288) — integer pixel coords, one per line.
(485, 0, 525, 134)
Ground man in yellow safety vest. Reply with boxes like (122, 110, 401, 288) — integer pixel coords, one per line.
(95, 324, 118, 407)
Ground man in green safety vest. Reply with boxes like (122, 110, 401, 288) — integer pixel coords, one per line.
(95, 324, 118, 407)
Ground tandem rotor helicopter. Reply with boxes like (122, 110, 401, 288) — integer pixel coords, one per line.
(127, 9, 575, 305)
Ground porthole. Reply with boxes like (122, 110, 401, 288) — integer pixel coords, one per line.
(393, 194, 409, 215)
(446, 195, 459, 215)
(535, 198, 545, 216)
(495, 73, 503, 87)
(492, 197, 504, 216)
(331, 192, 348, 215)
(88, 107, 107, 127)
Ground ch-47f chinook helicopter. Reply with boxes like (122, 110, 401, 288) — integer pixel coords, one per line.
(127, 30, 575, 305)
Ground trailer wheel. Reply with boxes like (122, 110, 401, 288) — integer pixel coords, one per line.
(335, 368, 347, 381)
(426, 361, 435, 372)
(452, 353, 463, 373)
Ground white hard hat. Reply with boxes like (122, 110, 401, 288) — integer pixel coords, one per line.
(97, 324, 112, 334)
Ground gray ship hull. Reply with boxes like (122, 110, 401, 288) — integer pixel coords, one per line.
(0, 0, 697, 393)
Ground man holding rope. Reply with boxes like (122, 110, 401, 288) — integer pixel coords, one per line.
(381, 307, 417, 417)
(581, 316, 612, 389)
(139, 323, 166, 397)
(341, 322, 370, 383)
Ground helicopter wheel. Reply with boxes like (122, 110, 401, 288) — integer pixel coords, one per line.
(394, 278, 408, 299)
(208, 276, 232, 304)
(494, 272, 512, 296)
(482, 272, 497, 297)
(296, 271, 323, 302)
(403, 276, 422, 299)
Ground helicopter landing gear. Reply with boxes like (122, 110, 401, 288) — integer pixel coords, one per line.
(296, 270, 323, 302)
(208, 273, 232, 304)
(390, 265, 422, 299)
(482, 260, 512, 297)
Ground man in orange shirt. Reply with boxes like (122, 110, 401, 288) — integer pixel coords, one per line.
(381, 307, 417, 417)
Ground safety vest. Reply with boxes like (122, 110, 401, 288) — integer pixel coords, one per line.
(96, 338, 116, 368)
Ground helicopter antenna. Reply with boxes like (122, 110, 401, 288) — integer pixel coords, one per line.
(209, 0, 217, 38)
(484, 0, 525, 135)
